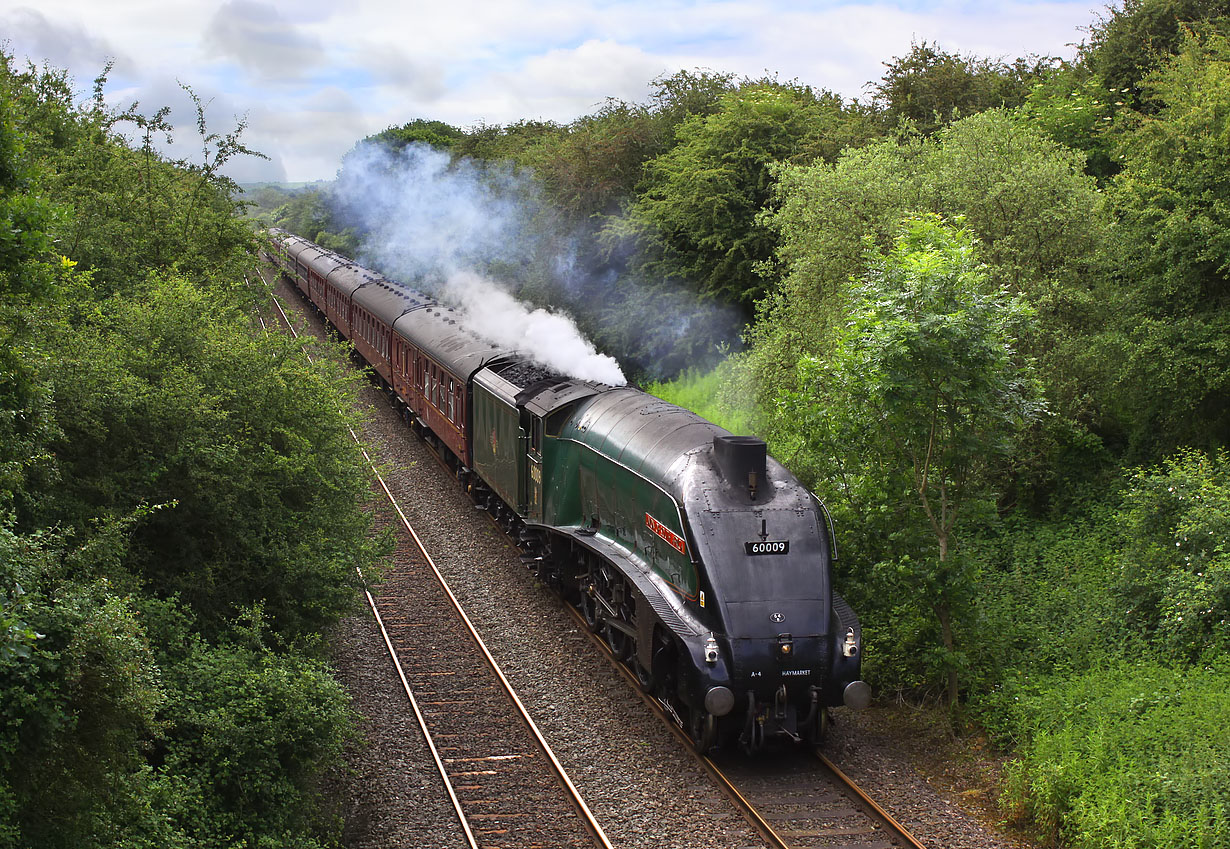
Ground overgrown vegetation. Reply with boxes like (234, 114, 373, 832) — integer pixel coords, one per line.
(0, 52, 379, 848)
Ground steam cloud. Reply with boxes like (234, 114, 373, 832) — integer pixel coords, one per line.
(333, 141, 626, 386)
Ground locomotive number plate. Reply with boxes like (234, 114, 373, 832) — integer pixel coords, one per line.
(745, 540, 790, 556)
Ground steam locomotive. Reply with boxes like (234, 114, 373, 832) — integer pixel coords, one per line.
(264, 228, 869, 753)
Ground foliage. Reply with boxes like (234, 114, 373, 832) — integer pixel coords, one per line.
(780, 215, 1042, 701)
(1018, 60, 1121, 181)
(1099, 25, 1230, 457)
(5, 59, 260, 293)
(644, 361, 754, 436)
(364, 118, 468, 154)
(0, 528, 168, 849)
(152, 641, 354, 848)
(754, 110, 1108, 506)
(0, 61, 57, 301)
(0, 50, 375, 848)
(35, 275, 378, 643)
(873, 41, 1059, 135)
(1000, 660, 1230, 849)
(0, 55, 61, 521)
(1114, 449, 1230, 661)
(611, 79, 880, 309)
(521, 99, 661, 221)
(965, 510, 1123, 730)
(1082, 0, 1230, 112)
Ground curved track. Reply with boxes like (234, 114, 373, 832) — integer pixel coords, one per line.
(260, 275, 613, 849)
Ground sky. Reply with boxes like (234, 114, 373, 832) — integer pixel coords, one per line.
(2, 0, 1106, 183)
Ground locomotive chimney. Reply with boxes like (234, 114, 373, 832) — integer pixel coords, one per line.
(713, 435, 767, 500)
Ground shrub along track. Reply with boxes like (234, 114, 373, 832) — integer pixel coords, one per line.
(260, 265, 1034, 849)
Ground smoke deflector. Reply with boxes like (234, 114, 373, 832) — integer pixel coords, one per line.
(713, 434, 767, 500)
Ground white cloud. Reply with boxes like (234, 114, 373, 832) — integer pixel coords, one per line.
(1, 6, 125, 78)
(203, 0, 324, 82)
(2, 0, 1100, 181)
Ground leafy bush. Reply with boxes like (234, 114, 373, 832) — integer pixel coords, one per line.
(1002, 660, 1230, 849)
(152, 642, 355, 848)
(1115, 448, 1230, 661)
(39, 275, 380, 643)
(0, 529, 168, 849)
(965, 510, 1123, 738)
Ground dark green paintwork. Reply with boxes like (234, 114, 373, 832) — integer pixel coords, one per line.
(543, 389, 728, 600)
(471, 375, 523, 511)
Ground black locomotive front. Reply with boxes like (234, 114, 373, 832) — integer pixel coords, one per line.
(677, 434, 869, 749)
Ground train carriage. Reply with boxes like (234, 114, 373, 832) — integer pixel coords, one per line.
(392, 305, 514, 465)
(275, 232, 320, 299)
(349, 277, 412, 389)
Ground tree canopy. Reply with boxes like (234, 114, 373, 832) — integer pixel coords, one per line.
(0, 50, 379, 848)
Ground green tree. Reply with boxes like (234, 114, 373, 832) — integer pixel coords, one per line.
(1082, 0, 1230, 112)
(783, 216, 1042, 702)
(874, 41, 1058, 135)
(611, 80, 878, 309)
(1100, 24, 1230, 457)
(365, 118, 466, 153)
(1018, 61, 1120, 181)
(750, 110, 1108, 503)
(523, 99, 659, 220)
(523, 70, 737, 224)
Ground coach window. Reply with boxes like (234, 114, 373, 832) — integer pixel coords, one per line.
(448, 379, 456, 421)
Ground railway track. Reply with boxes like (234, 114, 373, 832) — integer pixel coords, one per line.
(258, 274, 612, 849)
(565, 599, 929, 849)
(257, 266, 929, 849)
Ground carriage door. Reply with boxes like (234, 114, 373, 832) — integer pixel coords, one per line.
(525, 413, 544, 523)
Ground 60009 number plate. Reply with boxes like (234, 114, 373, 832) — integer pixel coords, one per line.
(745, 540, 790, 555)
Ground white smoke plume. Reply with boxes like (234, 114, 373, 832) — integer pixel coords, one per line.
(447, 270, 625, 384)
(332, 141, 627, 385)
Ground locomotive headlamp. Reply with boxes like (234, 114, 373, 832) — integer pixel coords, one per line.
(842, 627, 859, 658)
(776, 634, 793, 659)
(704, 633, 720, 664)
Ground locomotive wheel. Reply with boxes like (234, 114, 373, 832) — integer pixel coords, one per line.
(689, 708, 719, 754)
(603, 622, 632, 660)
(633, 659, 654, 691)
(602, 598, 634, 661)
(579, 585, 601, 632)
